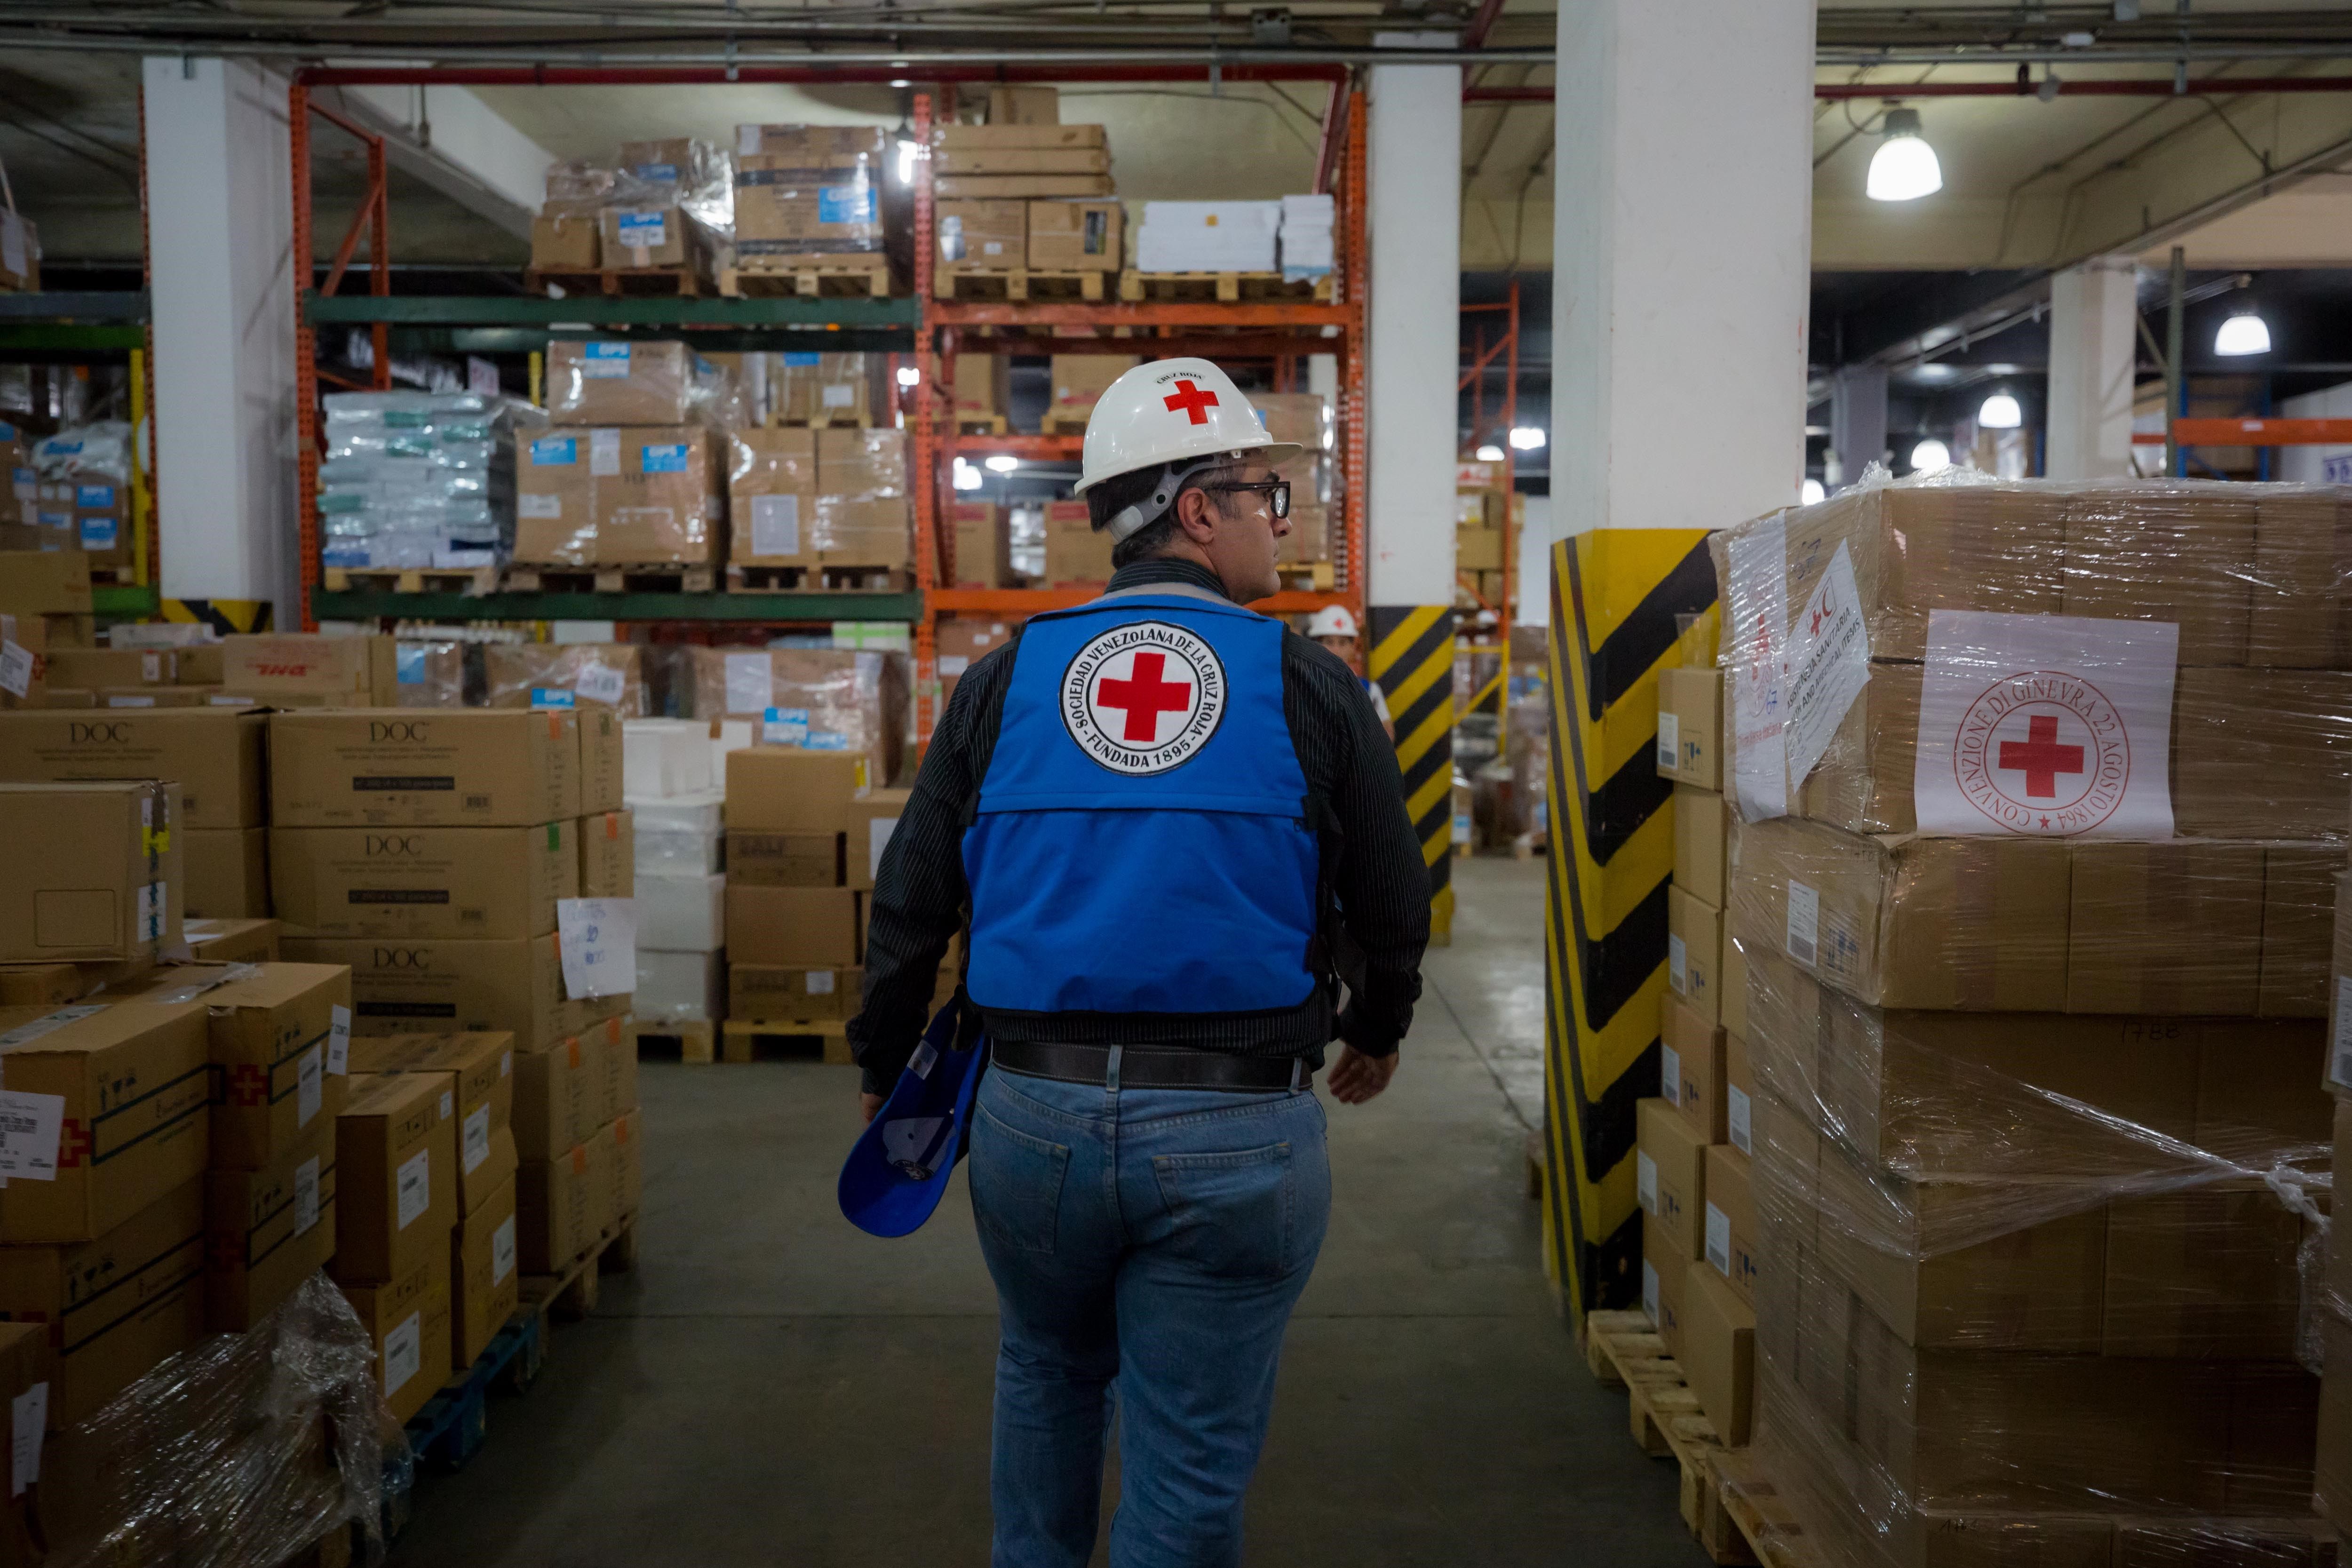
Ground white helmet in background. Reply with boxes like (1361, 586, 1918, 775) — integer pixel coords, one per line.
(1073, 357, 1303, 541)
(1306, 606, 1359, 640)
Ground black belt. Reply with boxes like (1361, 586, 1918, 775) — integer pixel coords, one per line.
(992, 1040, 1307, 1093)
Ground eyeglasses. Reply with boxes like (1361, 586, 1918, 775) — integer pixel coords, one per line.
(1201, 478, 1291, 519)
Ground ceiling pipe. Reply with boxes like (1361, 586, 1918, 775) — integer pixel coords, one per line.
(1468, 75, 2352, 103)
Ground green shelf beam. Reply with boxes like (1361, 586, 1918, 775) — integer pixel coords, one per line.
(92, 584, 159, 619)
(303, 292, 918, 333)
(0, 292, 150, 323)
(0, 325, 145, 354)
(312, 589, 922, 623)
(384, 325, 914, 355)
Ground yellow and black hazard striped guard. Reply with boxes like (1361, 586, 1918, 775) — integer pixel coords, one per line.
(1367, 605, 1456, 943)
(1540, 529, 1717, 1327)
(160, 599, 272, 635)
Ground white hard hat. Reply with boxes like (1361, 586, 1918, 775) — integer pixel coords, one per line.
(1073, 357, 1303, 541)
(1306, 605, 1359, 640)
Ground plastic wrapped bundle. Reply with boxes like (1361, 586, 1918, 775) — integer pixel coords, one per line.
(38, 1272, 391, 1568)
(732, 126, 887, 261)
(485, 642, 648, 715)
(691, 645, 910, 785)
(319, 391, 545, 571)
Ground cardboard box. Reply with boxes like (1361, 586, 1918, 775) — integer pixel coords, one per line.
(935, 618, 1011, 708)
(347, 1031, 516, 1218)
(269, 709, 580, 828)
(1636, 1097, 1707, 1262)
(936, 174, 1112, 200)
(728, 831, 842, 887)
(694, 648, 906, 787)
(482, 644, 646, 718)
(848, 787, 912, 893)
(1680, 1266, 1754, 1446)
(339, 1251, 452, 1426)
(201, 961, 351, 1172)
(2101, 1181, 2304, 1359)
(0, 550, 91, 617)
(0, 1178, 204, 1427)
(577, 705, 625, 815)
(1666, 886, 1721, 1023)
(580, 810, 634, 898)
(2250, 488, 2352, 668)
(452, 1173, 518, 1371)
(1701, 1143, 1757, 1306)
(269, 822, 579, 940)
(1640, 1219, 1688, 1358)
(601, 203, 695, 269)
(1048, 356, 1140, 421)
(734, 157, 882, 259)
(530, 210, 599, 270)
(1721, 933, 1748, 1040)
(729, 963, 850, 1022)
(726, 885, 860, 967)
(0, 1320, 47, 1549)
(727, 427, 819, 566)
(1672, 786, 1729, 908)
(937, 199, 1025, 267)
(1656, 668, 1722, 789)
(816, 427, 906, 497)
(280, 933, 618, 1054)
(515, 430, 595, 565)
(513, 1025, 604, 1161)
(183, 826, 269, 919)
(0, 781, 182, 963)
(0, 998, 210, 1243)
(2320, 1310, 2352, 1527)
(183, 916, 280, 966)
(951, 503, 1014, 588)
(1027, 199, 1122, 269)
(772, 352, 876, 426)
(735, 124, 889, 162)
(596, 429, 720, 565)
(2066, 840, 2266, 1016)
(545, 341, 693, 427)
(936, 147, 1109, 176)
(1044, 501, 1113, 584)
(936, 121, 1105, 149)
(725, 747, 868, 835)
(43, 647, 178, 689)
(813, 496, 911, 567)
(1661, 990, 1725, 1143)
(609, 1109, 643, 1224)
(1723, 1028, 1754, 1156)
(203, 1114, 336, 1332)
(1455, 526, 1503, 573)
(333, 1070, 459, 1285)
(219, 634, 399, 706)
(2063, 487, 2253, 666)
(517, 1132, 608, 1274)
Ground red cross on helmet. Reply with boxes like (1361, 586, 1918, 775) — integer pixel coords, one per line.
(1073, 357, 1303, 505)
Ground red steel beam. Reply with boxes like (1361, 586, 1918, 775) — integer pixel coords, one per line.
(1312, 74, 1351, 197)
(299, 63, 1347, 87)
(2136, 418, 2352, 446)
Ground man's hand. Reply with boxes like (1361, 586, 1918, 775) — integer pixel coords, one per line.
(859, 1091, 885, 1124)
(1325, 1045, 1397, 1105)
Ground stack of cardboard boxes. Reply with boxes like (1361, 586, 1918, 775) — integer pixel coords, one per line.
(1455, 460, 1510, 606)
(529, 143, 730, 281)
(732, 125, 888, 288)
(0, 550, 95, 708)
(1044, 355, 1140, 435)
(723, 427, 912, 581)
(1255, 391, 1332, 573)
(629, 720, 727, 1029)
(950, 501, 1015, 589)
(485, 640, 648, 716)
(933, 97, 1120, 277)
(723, 749, 869, 1025)
(689, 644, 910, 787)
(1043, 499, 1114, 588)
(518, 341, 723, 571)
(1695, 479, 2341, 1567)
(23, 423, 134, 580)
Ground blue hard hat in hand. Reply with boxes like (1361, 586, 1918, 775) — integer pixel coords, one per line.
(839, 995, 987, 1238)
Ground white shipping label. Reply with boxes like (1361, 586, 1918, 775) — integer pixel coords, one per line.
(140, 653, 160, 682)
(749, 494, 802, 558)
(516, 493, 563, 520)
(492, 1214, 517, 1284)
(822, 382, 856, 408)
(580, 342, 631, 379)
(296, 1047, 322, 1127)
(463, 1104, 491, 1173)
(1641, 1260, 1660, 1324)
(1636, 1149, 1658, 1213)
(575, 661, 627, 707)
(1655, 711, 1679, 774)
(937, 654, 969, 677)
(1780, 542, 1871, 791)
(1912, 609, 2179, 839)
(590, 428, 622, 478)
(0, 1091, 64, 1182)
(868, 814, 899, 882)
(328, 1005, 350, 1075)
(383, 1313, 422, 1396)
(1667, 934, 1688, 994)
(1705, 1203, 1732, 1276)
(807, 970, 836, 995)
(395, 1149, 431, 1229)
(10, 1383, 45, 1496)
(1785, 878, 1820, 965)
(1724, 515, 1791, 822)
(1727, 1085, 1754, 1155)
(737, 125, 760, 155)
(1659, 1043, 1682, 1105)
(557, 897, 638, 1000)
(725, 652, 774, 714)
(501, 1051, 513, 1077)
(295, 1156, 321, 1235)
(0, 642, 31, 699)
(440, 1090, 454, 1121)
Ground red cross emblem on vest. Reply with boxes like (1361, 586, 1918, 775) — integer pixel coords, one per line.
(1096, 652, 1195, 742)
(1996, 713, 2085, 800)
(1162, 378, 1219, 426)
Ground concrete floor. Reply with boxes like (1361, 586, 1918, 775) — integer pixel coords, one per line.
(389, 856, 1700, 1566)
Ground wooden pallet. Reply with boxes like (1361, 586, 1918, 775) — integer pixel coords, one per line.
(1584, 1309, 1756, 1566)
(1118, 269, 1337, 304)
(956, 415, 1010, 435)
(1707, 1449, 1814, 1568)
(1275, 561, 1336, 592)
(86, 563, 141, 587)
(321, 565, 499, 596)
(721, 258, 895, 299)
(629, 1017, 717, 1065)
(935, 264, 1111, 302)
(723, 563, 914, 594)
(720, 1018, 854, 1065)
(403, 1309, 546, 1473)
(501, 563, 717, 594)
(1039, 409, 1093, 435)
(527, 265, 706, 297)
(520, 1214, 641, 1324)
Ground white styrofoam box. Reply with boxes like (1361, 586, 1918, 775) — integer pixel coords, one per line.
(1280, 231, 1335, 270)
(637, 826, 723, 876)
(1136, 201, 1280, 273)
(623, 718, 714, 798)
(551, 620, 620, 645)
(626, 790, 725, 836)
(710, 718, 755, 791)
(636, 871, 725, 952)
(635, 948, 726, 1023)
(1279, 192, 1335, 229)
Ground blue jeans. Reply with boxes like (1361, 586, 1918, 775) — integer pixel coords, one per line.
(968, 1059, 1333, 1568)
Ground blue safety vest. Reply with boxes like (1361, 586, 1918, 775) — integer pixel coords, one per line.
(962, 590, 1324, 1016)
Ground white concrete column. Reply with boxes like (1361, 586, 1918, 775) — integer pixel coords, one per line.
(1364, 38, 1461, 604)
(1828, 366, 1889, 489)
(142, 56, 299, 612)
(1549, 0, 1815, 533)
(2045, 257, 2140, 480)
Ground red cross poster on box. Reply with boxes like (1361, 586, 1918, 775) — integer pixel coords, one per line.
(1912, 609, 2179, 838)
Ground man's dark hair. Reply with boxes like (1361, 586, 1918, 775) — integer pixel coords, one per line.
(1086, 462, 1236, 569)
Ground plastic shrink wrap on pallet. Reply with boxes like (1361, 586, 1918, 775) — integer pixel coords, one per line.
(319, 392, 545, 572)
(1702, 471, 2346, 1568)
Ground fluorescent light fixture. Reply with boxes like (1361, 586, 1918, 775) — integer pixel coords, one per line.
(1867, 107, 1943, 202)
(1978, 392, 2023, 430)
(896, 366, 921, 388)
(896, 138, 919, 183)
(1507, 425, 1546, 451)
(2215, 310, 2272, 356)
(1801, 478, 1826, 505)
(952, 457, 984, 491)
(984, 454, 1020, 473)
(1909, 438, 1952, 474)
(1474, 444, 1505, 462)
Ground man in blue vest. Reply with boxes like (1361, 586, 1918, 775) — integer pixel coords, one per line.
(848, 356, 1430, 1567)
